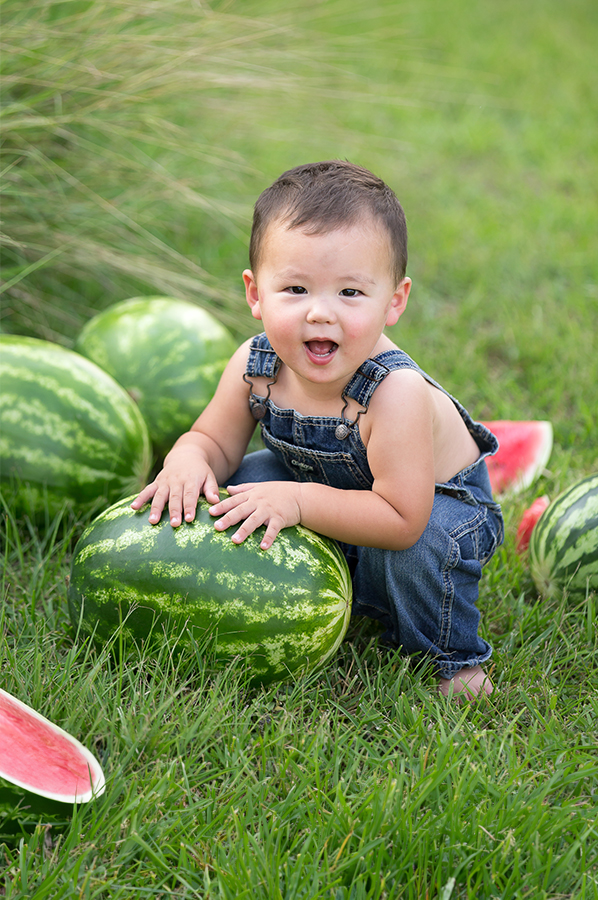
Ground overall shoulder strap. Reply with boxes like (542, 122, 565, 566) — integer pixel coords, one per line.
(245, 333, 281, 379)
(342, 348, 420, 407)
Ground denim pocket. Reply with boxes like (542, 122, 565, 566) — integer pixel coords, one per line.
(449, 503, 502, 566)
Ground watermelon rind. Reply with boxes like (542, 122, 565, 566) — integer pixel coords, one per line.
(529, 473, 598, 600)
(68, 494, 353, 685)
(0, 335, 151, 517)
(75, 296, 237, 457)
(0, 688, 106, 805)
(482, 420, 553, 496)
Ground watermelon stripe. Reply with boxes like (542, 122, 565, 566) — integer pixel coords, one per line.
(75, 297, 237, 456)
(2, 355, 144, 431)
(532, 486, 598, 562)
(68, 495, 352, 684)
(530, 474, 598, 599)
(0, 335, 151, 516)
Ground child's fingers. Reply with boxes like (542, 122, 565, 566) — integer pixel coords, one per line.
(209, 483, 258, 517)
(130, 480, 172, 524)
(230, 512, 283, 549)
(134, 467, 220, 527)
(258, 520, 283, 550)
(183, 486, 200, 522)
(225, 482, 255, 494)
(227, 482, 257, 491)
(229, 508, 269, 544)
(215, 502, 283, 548)
(165, 487, 185, 527)
(202, 473, 222, 507)
(181, 471, 220, 521)
(149, 490, 171, 524)
(130, 482, 158, 509)
(208, 492, 242, 518)
(212, 500, 248, 531)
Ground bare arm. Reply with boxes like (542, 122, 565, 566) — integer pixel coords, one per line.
(131, 340, 257, 526)
(211, 369, 436, 550)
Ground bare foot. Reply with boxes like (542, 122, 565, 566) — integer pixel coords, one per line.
(438, 664, 493, 701)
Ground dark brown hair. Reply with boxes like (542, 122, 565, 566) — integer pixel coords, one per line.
(249, 160, 408, 284)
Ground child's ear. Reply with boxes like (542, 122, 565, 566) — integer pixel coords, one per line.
(385, 277, 411, 327)
(243, 269, 262, 320)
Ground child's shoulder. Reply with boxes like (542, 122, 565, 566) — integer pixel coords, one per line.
(349, 336, 424, 397)
(371, 334, 419, 368)
(214, 337, 255, 388)
(227, 336, 255, 368)
(369, 362, 431, 409)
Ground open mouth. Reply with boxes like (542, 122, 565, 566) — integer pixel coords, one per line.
(304, 340, 338, 359)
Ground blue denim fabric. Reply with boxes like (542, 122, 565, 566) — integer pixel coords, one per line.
(230, 334, 504, 679)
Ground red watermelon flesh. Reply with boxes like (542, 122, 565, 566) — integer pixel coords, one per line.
(515, 495, 551, 553)
(482, 420, 553, 496)
(0, 689, 105, 804)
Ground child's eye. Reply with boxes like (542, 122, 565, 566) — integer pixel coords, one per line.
(286, 286, 307, 294)
(340, 288, 361, 297)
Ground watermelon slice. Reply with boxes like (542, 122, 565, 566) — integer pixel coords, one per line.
(0, 688, 105, 804)
(515, 495, 551, 553)
(482, 420, 553, 496)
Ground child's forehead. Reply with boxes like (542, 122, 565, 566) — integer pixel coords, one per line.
(262, 215, 391, 252)
(256, 218, 396, 282)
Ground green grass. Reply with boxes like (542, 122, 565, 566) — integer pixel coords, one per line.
(2, 511, 598, 898)
(2, 0, 598, 896)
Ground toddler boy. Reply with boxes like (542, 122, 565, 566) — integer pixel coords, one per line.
(132, 160, 504, 699)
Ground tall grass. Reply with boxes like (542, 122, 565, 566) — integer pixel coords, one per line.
(1, 0, 386, 340)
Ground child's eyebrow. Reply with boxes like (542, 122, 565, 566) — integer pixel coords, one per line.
(275, 268, 378, 286)
(274, 268, 308, 282)
(343, 274, 377, 286)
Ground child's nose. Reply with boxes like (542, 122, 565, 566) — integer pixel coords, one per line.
(306, 295, 336, 324)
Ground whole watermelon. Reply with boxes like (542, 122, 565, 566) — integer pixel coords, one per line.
(68, 495, 352, 685)
(530, 473, 598, 600)
(0, 336, 151, 518)
(75, 297, 237, 458)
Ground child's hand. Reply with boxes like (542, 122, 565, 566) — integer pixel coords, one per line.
(131, 449, 221, 527)
(209, 482, 302, 550)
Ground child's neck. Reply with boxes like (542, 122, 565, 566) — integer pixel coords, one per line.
(274, 363, 348, 414)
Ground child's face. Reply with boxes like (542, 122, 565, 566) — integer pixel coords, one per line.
(243, 218, 410, 395)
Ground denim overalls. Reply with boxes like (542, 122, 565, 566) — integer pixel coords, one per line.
(229, 332, 504, 679)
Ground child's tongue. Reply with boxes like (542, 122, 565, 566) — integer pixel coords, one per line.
(306, 340, 336, 356)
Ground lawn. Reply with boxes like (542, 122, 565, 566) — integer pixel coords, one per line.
(1, 0, 597, 897)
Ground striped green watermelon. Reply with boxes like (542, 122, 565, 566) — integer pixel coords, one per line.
(67, 495, 352, 685)
(0, 335, 151, 518)
(530, 473, 598, 600)
(75, 297, 237, 458)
